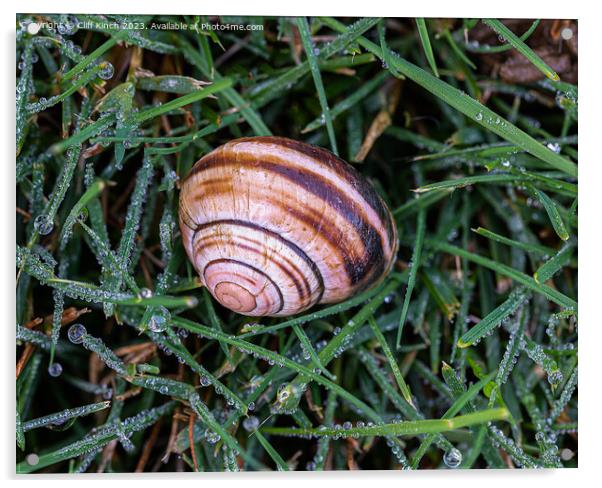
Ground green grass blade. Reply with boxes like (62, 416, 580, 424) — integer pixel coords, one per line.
(292, 324, 336, 380)
(534, 242, 574, 284)
(319, 17, 577, 177)
(467, 20, 540, 54)
(527, 184, 570, 241)
(254, 431, 289, 471)
(132, 78, 233, 124)
(296, 17, 338, 155)
(411, 369, 496, 467)
(458, 287, 529, 348)
(482, 19, 560, 81)
(396, 207, 426, 347)
(415, 19, 439, 76)
(472, 227, 554, 256)
(302, 71, 388, 133)
(368, 316, 414, 406)
(262, 408, 509, 438)
(423, 239, 577, 310)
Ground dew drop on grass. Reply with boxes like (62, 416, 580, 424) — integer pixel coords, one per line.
(475, 111, 483, 121)
(48, 362, 63, 377)
(199, 376, 211, 387)
(67, 323, 87, 344)
(34, 214, 53, 235)
(443, 448, 462, 468)
(25, 453, 39, 466)
(148, 306, 170, 332)
(242, 416, 259, 432)
(205, 429, 221, 444)
(139, 288, 153, 299)
(99, 62, 115, 80)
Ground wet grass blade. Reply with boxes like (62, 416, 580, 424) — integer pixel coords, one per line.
(297, 17, 338, 155)
(526, 184, 570, 241)
(397, 207, 426, 348)
(320, 17, 577, 177)
(534, 242, 574, 284)
(292, 324, 336, 380)
(368, 316, 414, 406)
(132, 78, 233, 124)
(482, 19, 560, 81)
(458, 287, 529, 348)
(411, 369, 496, 467)
(262, 408, 509, 438)
(423, 240, 576, 310)
(302, 71, 388, 133)
(472, 227, 554, 256)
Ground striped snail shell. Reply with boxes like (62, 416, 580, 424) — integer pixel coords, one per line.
(179, 136, 398, 317)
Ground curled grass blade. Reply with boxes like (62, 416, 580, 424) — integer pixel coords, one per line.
(482, 19, 559, 81)
(466, 20, 540, 54)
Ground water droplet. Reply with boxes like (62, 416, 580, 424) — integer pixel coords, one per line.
(48, 362, 63, 377)
(25, 453, 39, 465)
(205, 429, 221, 444)
(67, 323, 87, 344)
(98, 62, 115, 80)
(561, 28, 573, 40)
(200, 376, 211, 387)
(247, 401, 256, 411)
(148, 306, 170, 332)
(34, 214, 53, 235)
(475, 111, 483, 121)
(139, 288, 153, 299)
(242, 416, 259, 432)
(546, 142, 561, 154)
(443, 448, 462, 468)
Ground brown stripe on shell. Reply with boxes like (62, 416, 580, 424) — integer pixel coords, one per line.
(193, 229, 313, 303)
(231, 136, 397, 251)
(190, 179, 375, 286)
(193, 219, 324, 301)
(189, 151, 388, 285)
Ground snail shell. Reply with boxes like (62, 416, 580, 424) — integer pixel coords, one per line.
(179, 136, 398, 317)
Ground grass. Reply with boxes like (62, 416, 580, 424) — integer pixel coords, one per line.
(16, 14, 577, 472)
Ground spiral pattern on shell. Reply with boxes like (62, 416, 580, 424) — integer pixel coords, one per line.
(179, 136, 398, 317)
